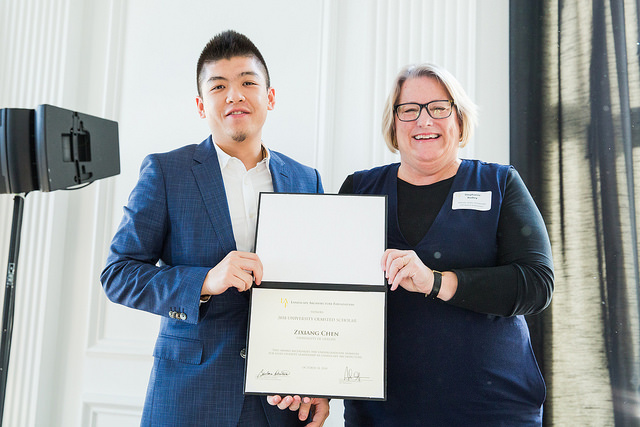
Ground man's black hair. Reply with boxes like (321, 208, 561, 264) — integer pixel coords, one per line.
(196, 30, 270, 96)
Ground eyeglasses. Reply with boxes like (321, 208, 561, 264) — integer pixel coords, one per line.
(394, 100, 455, 122)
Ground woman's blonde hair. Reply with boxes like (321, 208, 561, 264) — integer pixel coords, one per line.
(381, 64, 478, 153)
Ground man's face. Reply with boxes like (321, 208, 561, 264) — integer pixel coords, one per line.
(196, 56, 275, 149)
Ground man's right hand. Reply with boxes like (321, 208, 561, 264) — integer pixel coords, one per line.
(201, 251, 263, 296)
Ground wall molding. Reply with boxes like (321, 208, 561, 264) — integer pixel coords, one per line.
(81, 394, 143, 427)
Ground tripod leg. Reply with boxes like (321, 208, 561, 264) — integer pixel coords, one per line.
(0, 195, 25, 426)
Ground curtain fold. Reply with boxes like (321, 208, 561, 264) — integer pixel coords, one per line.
(510, 0, 640, 425)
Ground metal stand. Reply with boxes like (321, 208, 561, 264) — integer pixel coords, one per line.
(0, 195, 25, 426)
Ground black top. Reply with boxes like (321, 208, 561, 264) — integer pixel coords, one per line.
(339, 168, 554, 317)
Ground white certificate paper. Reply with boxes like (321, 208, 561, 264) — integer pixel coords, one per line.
(255, 193, 386, 287)
(245, 288, 385, 399)
(245, 193, 387, 399)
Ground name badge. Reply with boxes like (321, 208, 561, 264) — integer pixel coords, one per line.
(452, 191, 492, 211)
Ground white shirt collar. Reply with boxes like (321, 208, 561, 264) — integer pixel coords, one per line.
(213, 141, 270, 171)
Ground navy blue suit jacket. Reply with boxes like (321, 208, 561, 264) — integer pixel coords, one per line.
(100, 137, 324, 426)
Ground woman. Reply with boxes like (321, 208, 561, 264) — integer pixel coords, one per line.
(340, 64, 554, 426)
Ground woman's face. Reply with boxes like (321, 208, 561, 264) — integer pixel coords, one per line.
(395, 76, 461, 175)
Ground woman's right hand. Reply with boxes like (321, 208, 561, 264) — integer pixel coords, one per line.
(382, 249, 433, 294)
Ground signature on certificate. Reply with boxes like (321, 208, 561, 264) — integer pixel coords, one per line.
(257, 369, 291, 379)
(343, 366, 368, 383)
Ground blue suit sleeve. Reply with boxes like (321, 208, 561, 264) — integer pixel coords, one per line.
(100, 154, 209, 324)
(315, 169, 324, 193)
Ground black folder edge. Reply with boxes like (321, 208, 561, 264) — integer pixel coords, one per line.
(243, 192, 388, 401)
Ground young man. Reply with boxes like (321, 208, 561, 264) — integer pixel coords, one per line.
(101, 30, 329, 427)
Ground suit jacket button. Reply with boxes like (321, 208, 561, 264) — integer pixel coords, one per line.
(240, 348, 246, 359)
(179, 312, 187, 321)
(169, 311, 175, 318)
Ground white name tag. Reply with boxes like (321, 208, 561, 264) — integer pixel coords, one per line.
(452, 191, 492, 211)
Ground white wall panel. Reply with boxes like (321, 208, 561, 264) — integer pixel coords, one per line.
(322, 0, 488, 191)
(0, 0, 74, 426)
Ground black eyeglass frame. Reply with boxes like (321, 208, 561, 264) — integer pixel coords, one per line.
(394, 100, 455, 122)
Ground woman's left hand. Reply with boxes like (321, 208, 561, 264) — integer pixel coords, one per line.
(382, 249, 434, 294)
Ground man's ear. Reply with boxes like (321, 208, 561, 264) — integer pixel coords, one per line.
(267, 87, 275, 111)
(196, 96, 206, 118)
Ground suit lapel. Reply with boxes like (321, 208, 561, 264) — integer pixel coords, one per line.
(269, 151, 290, 192)
(192, 137, 236, 254)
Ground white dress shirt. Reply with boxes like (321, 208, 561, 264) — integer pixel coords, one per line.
(213, 143, 273, 252)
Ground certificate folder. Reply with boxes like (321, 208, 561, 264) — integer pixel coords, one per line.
(244, 193, 387, 400)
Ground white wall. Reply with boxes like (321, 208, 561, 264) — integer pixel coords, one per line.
(0, 0, 508, 426)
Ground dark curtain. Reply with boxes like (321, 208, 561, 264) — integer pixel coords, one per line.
(510, 0, 640, 425)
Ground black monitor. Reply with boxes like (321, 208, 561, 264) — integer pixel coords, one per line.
(0, 105, 120, 194)
(0, 108, 38, 194)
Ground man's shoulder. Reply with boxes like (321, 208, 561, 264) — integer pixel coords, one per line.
(143, 138, 211, 167)
(269, 149, 322, 192)
(149, 142, 201, 160)
(270, 150, 317, 173)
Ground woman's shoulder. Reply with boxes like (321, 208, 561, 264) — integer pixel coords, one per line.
(462, 158, 512, 171)
(341, 163, 399, 194)
(460, 159, 514, 180)
(353, 162, 400, 179)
